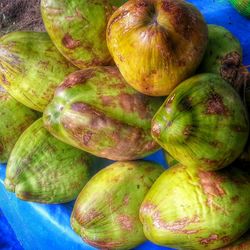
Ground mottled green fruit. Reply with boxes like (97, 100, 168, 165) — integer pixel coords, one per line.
(0, 87, 39, 163)
(71, 161, 164, 250)
(218, 230, 250, 249)
(0, 32, 77, 112)
(5, 118, 92, 204)
(151, 73, 249, 171)
(163, 151, 179, 168)
(44, 66, 163, 160)
(41, 0, 126, 69)
(229, 0, 250, 18)
(140, 164, 250, 250)
(199, 25, 242, 87)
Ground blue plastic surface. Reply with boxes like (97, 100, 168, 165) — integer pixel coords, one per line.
(1, 0, 250, 249)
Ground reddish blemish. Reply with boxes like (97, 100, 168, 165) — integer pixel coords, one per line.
(123, 194, 130, 206)
(117, 215, 133, 231)
(200, 234, 219, 245)
(183, 125, 192, 136)
(77, 208, 103, 225)
(201, 158, 220, 166)
(62, 33, 81, 49)
(1, 75, 10, 85)
(101, 96, 114, 107)
(84, 237, 121, 249)
(83, 131, 93, 145)
(151, 123, 161, 137)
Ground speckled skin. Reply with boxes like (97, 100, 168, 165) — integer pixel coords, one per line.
(140, 164, 250, 250)
(71, 161, 164, 250)
(199, 25, 242, 86)
(229, 0, 250, 18)
(0, 32, 77, 112)
(43, 66, 163, 160)
(41, 0, 126, 69)
(106, 0, 208, 96)
(4, 119, 92, 204)
(151, 73, 249, 171)
(0, 87, 39, 163)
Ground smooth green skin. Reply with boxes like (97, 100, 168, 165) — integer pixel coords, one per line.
(219, 230, 250, 249)
(0, 87, 39, 163)
(107, 0, 208, 96)
(140, 164, 250, 250)
(152, 73, 249, 171)
(199, 25, 242, 79)
(43, 66, 163, 160)
(0, 32, 77, 112)
(71, 161, 164, 250)
(41, 0, 126, 69)
(5, 118, 92, 204)
(229, 0, 250, 17)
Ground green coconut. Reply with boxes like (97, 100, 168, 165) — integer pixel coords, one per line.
(229, 0, 250, 18)
(71, 161, 164, 250)
(140, 164, 250, 250)
(5, 118, 93, 204)
(152, 73, 249, 171)
(41, 0, 126, 69)
(0, 31, 77, 112)
(0, 86, 39, 163)
(43, 66, 163, 160)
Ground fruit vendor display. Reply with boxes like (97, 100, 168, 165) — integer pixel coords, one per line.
(140, 164, 250, 250)
(4, 119, 93, 203)
(106, 0, 208, 96)
(44, 66, 163, 160)
(71, 161, 164, 250)
(0, 0, 250, 249)
(0, 32, 77, 112)
(151, 73, 249, 170)
(0, 86, 39, 163)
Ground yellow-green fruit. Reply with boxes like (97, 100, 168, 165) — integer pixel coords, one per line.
(0, 32, 77, 112)
(0, 86, 39, 163)
(140, 164, 250, 250)
(5, 119, 92, 204)
(71, 161, 164, 250)
(107, 0, 208, 96)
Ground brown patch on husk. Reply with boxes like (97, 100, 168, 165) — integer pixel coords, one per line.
(200, 234, 219, 245)
(84, 237, 122, 250)
(62, 33, 81, 49)
(117, 215, 133, 231)
(0, 0, 45, 36)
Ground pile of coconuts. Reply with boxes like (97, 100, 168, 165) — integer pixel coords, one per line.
(0, 0, 250, 249)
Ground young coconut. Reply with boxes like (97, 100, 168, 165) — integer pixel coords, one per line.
(5, 119, 93, 204)
(0, 32, 77, 112)
(140, 164, 250, 250)
(71, 161, 164, 250)
(151, 73, 249, 171)
(229, 0, 250, 18)
(0, 86, 39, 163)
(43, 66, 163, 161)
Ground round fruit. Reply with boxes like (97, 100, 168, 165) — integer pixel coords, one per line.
(5, 118, 92, 204)
(106, 0, 208, 96)
(151, 73, 249, 171)
(0, 86, 39, 163)
(41, 0, 126, 68)
(71, 161, 164, 250)
(44, 66, 163, 160)
(0, 31, 77, 112)
(140, 164, 250, 250)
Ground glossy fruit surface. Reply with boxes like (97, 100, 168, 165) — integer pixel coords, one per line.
(107, 0, 208, 96)
(140, 164, 250, 250)
(41, 0, 126, 68)
(151, 73, 249, 171)
(5, 118, 92, 204)
(0, 32, 77, 111)
(71, 161, 164, 250)
(0, 86, 39, 163)
(44, 66, 162, 160)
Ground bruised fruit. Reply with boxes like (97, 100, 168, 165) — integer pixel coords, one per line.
(41, 0, 126, 68)
(229, 0, 250, 18)
(71, 161, 164, 250)
(43, 66, 162, 160)
(106, 0, 208, 96)
(0, 32, 77, 112)
(5, 118, 92, 204)
(140, 164, 250, 250)
(0, 86, 39, 163)
(199, 25, 243, 88)
(151, 73, 249, 171)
